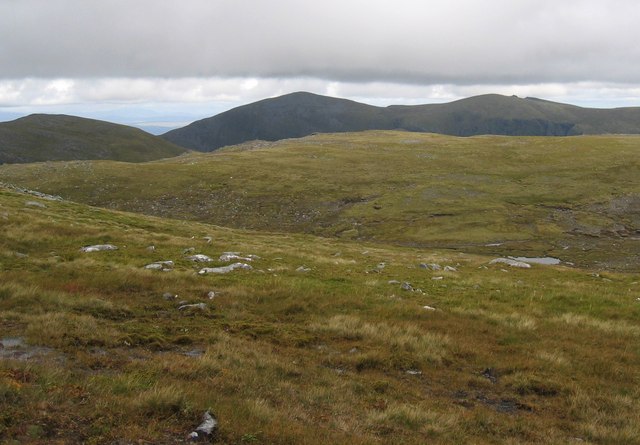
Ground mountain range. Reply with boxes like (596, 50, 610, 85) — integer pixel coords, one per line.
(2, 92, 640, 163)
(162, 92, 640, 151)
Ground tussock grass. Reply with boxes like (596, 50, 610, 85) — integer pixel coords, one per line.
(132, 385, 191, 417)
(556, 313, 640, 336)
(453, 308, 538, 331)
(366, 403, 460, 436)
(312, 314, 450, 364)
(26, 312, 121, 348)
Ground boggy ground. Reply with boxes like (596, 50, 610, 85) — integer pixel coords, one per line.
(1, 187, 639, 444)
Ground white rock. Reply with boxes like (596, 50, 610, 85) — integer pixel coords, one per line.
(401, 282, 414, 291)
(432, 276, 444, 280)
(423, 305, 436, 311)
(187, 254, 213, 262)
(80, 244, 118, 252)
(145, 260, 174, 270)
(207, 291, 216, 299)
(188, 411, 218, 442)
(25, 200, 46, 208)
(489, 258, 531, 268)
(178, 303, 208, 311)
(219, 253, 253, 262)
(444, 266, 457, 272)
(296, 266, 311, 273)
(198, 263, 253, 275)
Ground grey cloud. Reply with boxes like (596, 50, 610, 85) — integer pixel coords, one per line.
(2, 0, 640, 85)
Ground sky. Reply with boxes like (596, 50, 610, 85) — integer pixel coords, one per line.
(1, 0, 639, 133)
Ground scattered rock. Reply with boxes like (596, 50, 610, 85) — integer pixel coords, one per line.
(444, 266, 457, 272)
(219, 252, 254, 262)
(481, 367, 498, 384)
(188, 411, 218, 441)
(406, 369, 422, 375)
(207, 291, 216, 299)
(296, 266, 311, 273)
(25, 200, 46, 208)
(368, 262, 386, 273)
(178, 303, 208, 311)
(432, 276, 444, 280)
(80, 244, 118, 253)
(198, 263, 253, 275)
(187, 254, 213, 262)
(423, 305, 436, 311)
(401, 282, 414, 291)
(183, 247, 196, 254)
(489, 258, 531, 268)
(388, 280, 401, 285)
(162, 292, 177, 301)
(203, 236, 213, 244)
(14, 252, 28, 258)
(420, 263, 441, 271)
(146, 245, 156, 252)
(1, 183, 62, 201)
(145, 260, 174, 271)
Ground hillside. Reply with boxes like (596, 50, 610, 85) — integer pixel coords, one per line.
(0, 114, 187, 164)
(1, 185, 639, 443)
(162, 92, 640, 151)
(162, 92, 392, 151)
(2, 131, 639, 270)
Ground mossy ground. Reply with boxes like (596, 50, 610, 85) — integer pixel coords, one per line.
(1, 186, 639, 444)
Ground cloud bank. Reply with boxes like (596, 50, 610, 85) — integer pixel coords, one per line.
(2, 0, 639, 84)
(1, 0, 639, 126)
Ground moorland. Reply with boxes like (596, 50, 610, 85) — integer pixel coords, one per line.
(1, 97, 639, 444)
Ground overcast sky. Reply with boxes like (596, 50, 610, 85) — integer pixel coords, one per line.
(1, 0, 639, 132)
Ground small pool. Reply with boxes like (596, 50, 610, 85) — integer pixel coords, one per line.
(509, 256, 561, 265)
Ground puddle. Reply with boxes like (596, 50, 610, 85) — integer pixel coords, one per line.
(1, 337, 24, 348)
(183, 349, 205, 357)
(509, 256, 561, 265)
(0, 337, 54, 361)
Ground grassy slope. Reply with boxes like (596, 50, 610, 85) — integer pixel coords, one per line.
(1, 187, 639, 444)
(2, 131, 639, 270)
(0, 114, 187, 164)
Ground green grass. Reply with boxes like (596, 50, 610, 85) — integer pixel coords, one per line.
(1, 131, 639, 269)
(1, 185, 639, 444)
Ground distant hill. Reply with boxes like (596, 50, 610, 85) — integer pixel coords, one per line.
(0, 114, 187, 164)
(162, 92, 640, 151)
(162, 92, 392, 151)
